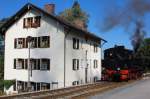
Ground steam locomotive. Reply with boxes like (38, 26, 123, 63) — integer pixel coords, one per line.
(102, 45, 143, 82)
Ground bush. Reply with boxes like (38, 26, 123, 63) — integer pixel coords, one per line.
(3, 80, 15, 90)
(0, 80, 15, 91)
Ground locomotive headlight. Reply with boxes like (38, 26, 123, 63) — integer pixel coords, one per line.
(117, 67, 120, 71)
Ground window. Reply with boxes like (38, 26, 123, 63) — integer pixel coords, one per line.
(73, 59, 79, 70)
(30, 59, 37, 70)
(41, 83, 50, 90)
(23, 17, 33, 28)
(23, 16, 41, 28)
(32, 16, 41, 28)
(73, 38, 79, 49)
(39, 36, 50, 48)
(14, 58, 50, 70)
(31, 82, 37, 91)
(16, 59, 24, 69)
(14, 38, 25, 49)
(94, 60, 98, 68)
(14, 36, 50, 49)
(15, 38, 25, 48)
(18, 38, 23, 48)
(30, 37, 37, 48)
(72, 81, 79, 86)
(41, 59, 50, 70)
(37, 83, 41, 91)
(94, 44, 98, 53)
(14, 59, 25, 69)
(52, 82, 58, 89)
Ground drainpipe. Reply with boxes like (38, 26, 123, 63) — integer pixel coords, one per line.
(64, 28, 69, 88)
(100, 40, 107, 79)
(27, 36, 32, 91)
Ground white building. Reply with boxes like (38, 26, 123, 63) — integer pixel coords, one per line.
(0, 3, 105, 93)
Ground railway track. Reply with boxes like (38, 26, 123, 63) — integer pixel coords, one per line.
(0, 82, 107, 99)
(0, 81, 135, 99)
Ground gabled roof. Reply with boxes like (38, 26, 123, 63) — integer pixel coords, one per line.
(0, 3, 106, 43)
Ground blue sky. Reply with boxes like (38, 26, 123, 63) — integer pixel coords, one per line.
(0, 0, 150, 50)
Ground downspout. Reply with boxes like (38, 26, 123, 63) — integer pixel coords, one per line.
(100, 40, 107, 79)
(64, 28, 69, 88)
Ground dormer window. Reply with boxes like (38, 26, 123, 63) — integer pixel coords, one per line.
(23, 16, 41, 28)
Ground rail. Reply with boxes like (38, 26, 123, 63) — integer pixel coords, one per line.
(0, 82, 108, 99)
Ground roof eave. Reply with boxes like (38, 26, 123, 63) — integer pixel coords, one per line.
(0, 3, 106, 42)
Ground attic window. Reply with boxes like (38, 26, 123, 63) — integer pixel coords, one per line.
(23, 17, 32, 28)
(94, 44, 98, 53)
(73, 38, 79, 49)
(23, 16, 41, 28)
(32, 16, 41, 27)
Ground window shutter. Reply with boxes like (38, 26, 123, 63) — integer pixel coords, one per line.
(25, 59, 28, 69)
(48, 36, 50, 47)
(37, 59, 40, 70)
(37, 16, 41, 27)
(73, 38, 76, 49)
(25, 38, 28, 48)
(77, 59, 79, 70)
(30, 18, 33, 28)
(47, 59, 50, 70)
(14, 59, 16, 69)
(22, 38, 25, 48)
(14, 39, 17, 48)
(73, 59, 75, 70)
(22, 59, 24, 69)
(34, 37, 37, 48)
(77, 39, 79, 49)
(96, 60, 98, 68)
(38, 37, 41, 48)
(23, 18, 26, 28)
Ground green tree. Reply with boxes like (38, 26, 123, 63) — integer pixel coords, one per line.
(0, 55, 4, 80)
(136, 38, 150, 72)
(59, 1, 89, 29)
(0, 34, 4, 80)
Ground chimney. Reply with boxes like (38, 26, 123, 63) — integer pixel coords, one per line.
(44, 4, 55, 14)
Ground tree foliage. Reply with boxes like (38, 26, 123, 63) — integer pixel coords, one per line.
(0, 80, 15, 93)
(136, 38, 150, 71)
(0, 55, 4, 80)
(59, 1, 89, 29)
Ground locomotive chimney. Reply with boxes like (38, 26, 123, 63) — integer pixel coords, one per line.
(44, 4, 55, 14)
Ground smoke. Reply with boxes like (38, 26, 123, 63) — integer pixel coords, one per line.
(100, 0, 150, 51)
(131, 20, 146, 52)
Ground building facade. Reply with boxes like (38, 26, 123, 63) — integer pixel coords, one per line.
(0, 3, 104, 94)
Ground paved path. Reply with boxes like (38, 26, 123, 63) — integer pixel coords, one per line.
(89, 78, 150, 99)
